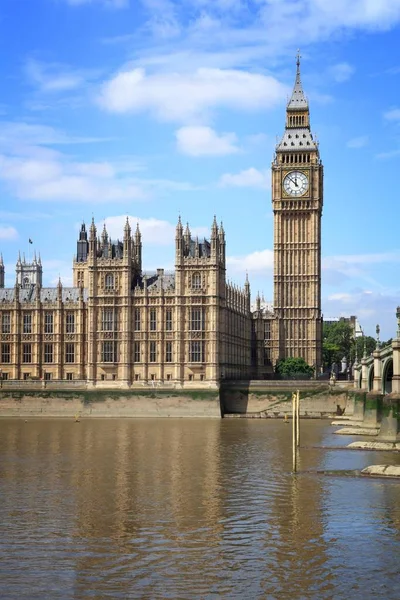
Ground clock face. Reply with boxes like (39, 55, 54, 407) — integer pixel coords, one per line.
(283, 171, 309, 197)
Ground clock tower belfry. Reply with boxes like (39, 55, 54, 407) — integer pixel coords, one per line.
(271, 53, 323, 372)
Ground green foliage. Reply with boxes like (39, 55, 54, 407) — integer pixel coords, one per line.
(323, 341, 341, 370)
(354, 335, 376, 360)
(322, 320, 378, 368)
(275, 357, 314, 379)
(380, 338, 392, 349)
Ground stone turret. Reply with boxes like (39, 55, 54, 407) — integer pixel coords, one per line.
(175, 216, 183, 264)
(123, 217, 131, 259)
(134, 222, 142, 271)
(76, 222, 89, 263)
(0, 254, 4, 288)
(15, 248, 43, 288)
(89, 217, 97, 259)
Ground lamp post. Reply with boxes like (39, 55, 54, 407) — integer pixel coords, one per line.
(376, 324, 380, 350)
(396, 306, 400, 340)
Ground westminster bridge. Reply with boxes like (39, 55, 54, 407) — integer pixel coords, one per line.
(352, 308, 400, 440)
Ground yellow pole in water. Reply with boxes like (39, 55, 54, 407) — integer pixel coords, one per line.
(292, 391, 297, 473)
(296, 390, 300, 447)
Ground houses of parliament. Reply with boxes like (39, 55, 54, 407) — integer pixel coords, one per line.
(0, 57, 323, 387)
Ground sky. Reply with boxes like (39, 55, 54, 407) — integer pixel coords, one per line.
(1, 0, 400, 339)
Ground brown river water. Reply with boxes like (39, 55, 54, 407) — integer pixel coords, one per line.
(1, 418, 400, 599)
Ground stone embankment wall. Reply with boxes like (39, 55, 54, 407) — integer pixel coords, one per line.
(0, 381, 354, 419)
(220, 382, 352, 418)
(0, 390, 222, 418)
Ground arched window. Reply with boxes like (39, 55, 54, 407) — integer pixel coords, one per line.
(105, 273, 114, 291)
(191, 273, 201, 290)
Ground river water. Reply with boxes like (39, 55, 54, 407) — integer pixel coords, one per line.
(1, 418, 400, 599)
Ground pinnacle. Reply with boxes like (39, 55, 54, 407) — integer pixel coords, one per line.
(287, 50, 308, 111)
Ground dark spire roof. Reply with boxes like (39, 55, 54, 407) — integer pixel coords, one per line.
(287, 50, 308, 111)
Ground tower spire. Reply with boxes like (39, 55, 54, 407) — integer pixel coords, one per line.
(287, 49, 308, 111)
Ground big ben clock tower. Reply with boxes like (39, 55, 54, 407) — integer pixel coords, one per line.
(271, 53, 323, 372)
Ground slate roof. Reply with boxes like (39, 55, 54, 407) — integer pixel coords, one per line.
(142, 272, 176, 292)
(276, 128, 318, 152)
(0, 287, 88, 304)
(287, 58, 308, 111)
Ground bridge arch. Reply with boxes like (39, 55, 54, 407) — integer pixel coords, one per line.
(382, 358, 393, 394)
(368, 364, 374, 392)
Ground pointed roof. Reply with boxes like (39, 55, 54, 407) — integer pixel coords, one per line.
(287, 50, 308, 111)
(276, 52, 318, 154)
(124, 216, 131, 237)
(90, 216, 97, 239)
(211, 215, 218, 237)
(176, 215, 183, 235)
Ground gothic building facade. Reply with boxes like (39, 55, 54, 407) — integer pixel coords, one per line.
(0, 57, 323, 384)
(0, 217, 251, 387)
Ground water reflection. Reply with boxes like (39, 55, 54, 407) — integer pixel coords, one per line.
(0, 419, 399, 599)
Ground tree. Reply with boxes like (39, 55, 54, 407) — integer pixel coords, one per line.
(354, 335, 376, 361)
(323, 341, 341, 370)
(275, 357, 314, 379)
(322, 320, 379, 369)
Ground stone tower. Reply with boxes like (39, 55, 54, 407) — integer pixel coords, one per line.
(271, 52, 323, 372)
(16, 251, 43, 288)
(0, 254, 4, 288)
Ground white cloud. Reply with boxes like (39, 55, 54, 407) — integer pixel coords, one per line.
(103, 215, 208, 245)
(347, 135, 369, 148)
(141, 0, 181, 38)
(0, 121, 112, 147)
(329, 62, 355, 83)
(0, 152, 146, 203)
(125, 0, 400, 78)
(97, 67, 288, 122)
(227, 249, 273, 273)
(322, 289, 399, 339)
(25, 59, 87, 93)
(324, 251, 400, 271)
(66, 0, 128, 7)
(0, 121, 199, 203)
(376, 148, 400, 160)
(41, 260, 74, 287)
(176, 126, 239, 156)
(219, 167, 270, 189)
(322, 251, 400, 289)
(384, 108, 400, 121)
(0, 226, 18, 241)
(0, 149, 199, 202)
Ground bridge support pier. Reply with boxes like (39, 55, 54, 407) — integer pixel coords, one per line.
(378, 395, 400, 441)
(364, 392, 383, 427)
(352, 390, 365, 420)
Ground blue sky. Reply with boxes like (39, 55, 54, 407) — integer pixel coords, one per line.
(1, 0, 400, 338)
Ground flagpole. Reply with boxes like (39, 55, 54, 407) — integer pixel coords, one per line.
(28, 239, 33, 265)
